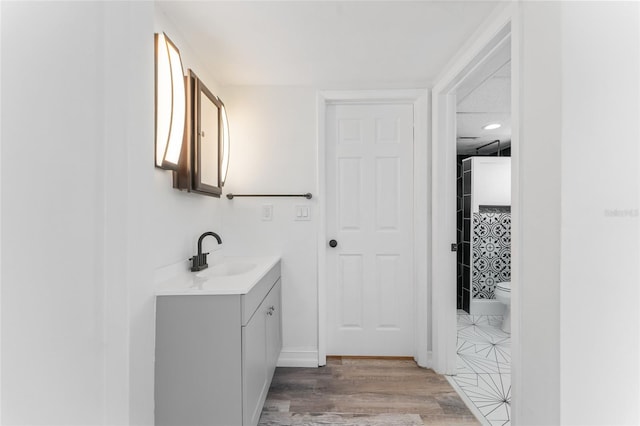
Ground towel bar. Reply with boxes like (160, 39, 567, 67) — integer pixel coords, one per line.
(226, 193, 312, 200)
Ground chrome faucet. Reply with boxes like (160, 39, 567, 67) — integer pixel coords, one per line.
(190, 231, 222, 272)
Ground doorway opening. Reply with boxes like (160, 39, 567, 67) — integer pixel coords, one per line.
(449, 35, 513, 425)
(455, 43, 511, 316)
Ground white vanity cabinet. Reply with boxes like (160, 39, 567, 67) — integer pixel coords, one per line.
(155, 259, 282, 426)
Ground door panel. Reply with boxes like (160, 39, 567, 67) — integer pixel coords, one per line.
(375, 157, 400, 229)
(326, 103, 414, 356)
(338, 158, 363, 230)
(375, 254, 401, 329)
(338, 254, 364, 329)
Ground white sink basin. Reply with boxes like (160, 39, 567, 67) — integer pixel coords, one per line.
(156, 256, 280, 296)
(197, 261, 256, 278)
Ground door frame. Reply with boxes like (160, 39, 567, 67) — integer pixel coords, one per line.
(316, 89, 430, 367)
(430, 1, 521, 419)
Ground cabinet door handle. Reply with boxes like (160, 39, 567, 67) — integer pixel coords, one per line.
(269, 306, 275, 312)
(267, 310, 273, 316)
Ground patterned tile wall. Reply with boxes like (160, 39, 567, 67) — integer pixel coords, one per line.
(472, 210, 511, 299)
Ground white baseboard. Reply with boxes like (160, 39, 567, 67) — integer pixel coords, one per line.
(423, 351, 434, 369)
(415, 349, 433, 369)
(277, 349, 432, 369)
(277, 348, 319, 368)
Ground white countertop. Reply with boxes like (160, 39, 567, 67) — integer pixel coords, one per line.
(155, 255, 280, 296)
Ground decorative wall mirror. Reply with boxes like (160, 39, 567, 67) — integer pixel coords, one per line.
(174, 69, 225, 197)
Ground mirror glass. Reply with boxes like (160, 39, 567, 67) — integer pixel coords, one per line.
(198, 86, 220, 190)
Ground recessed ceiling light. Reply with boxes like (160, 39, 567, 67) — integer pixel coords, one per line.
(483, 123, 502, 130)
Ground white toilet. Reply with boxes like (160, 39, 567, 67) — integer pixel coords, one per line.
(494, 281, 511, 333)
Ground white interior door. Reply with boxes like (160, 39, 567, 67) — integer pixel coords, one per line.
(326, 103, 414, 356)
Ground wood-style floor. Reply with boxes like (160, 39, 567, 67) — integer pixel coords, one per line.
(258, 357, 480, 426)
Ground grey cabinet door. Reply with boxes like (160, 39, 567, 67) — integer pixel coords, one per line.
(155, 295, 242, 426)
(265, 280, 282, 381)
(242, 300, 268, 426)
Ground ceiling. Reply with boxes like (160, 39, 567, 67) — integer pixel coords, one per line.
(156, 1, 502, 88)
(456, 37, 511, 155)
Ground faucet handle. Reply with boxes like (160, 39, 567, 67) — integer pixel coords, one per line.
(189, 252, 210, 272)
(189, 252, 209, 260)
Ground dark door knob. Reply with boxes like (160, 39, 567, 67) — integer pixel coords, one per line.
(329, 239, 338, 248)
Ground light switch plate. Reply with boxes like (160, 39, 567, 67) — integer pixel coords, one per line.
(295, 205, 310, 221)
(262, 204, 273, 221)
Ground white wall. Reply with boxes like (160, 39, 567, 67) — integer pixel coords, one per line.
(1, 2, 109, 423)
(517, 3, 563, 423)
(103, 4, 151, 423)
(221, 86, 319, 365)
(559, 2, 639, 424)
(517, 2, 640, 424)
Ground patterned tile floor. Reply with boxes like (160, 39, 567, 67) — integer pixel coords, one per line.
(447, 313, 511, 426)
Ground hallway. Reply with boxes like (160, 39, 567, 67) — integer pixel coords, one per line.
(258, 357, 479, 425)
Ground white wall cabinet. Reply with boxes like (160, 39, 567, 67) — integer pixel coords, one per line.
(155, 261, 282, 426)
(469, 157, 511, 214)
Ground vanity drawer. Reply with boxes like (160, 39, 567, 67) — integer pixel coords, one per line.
(241, 260, 281, 326)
